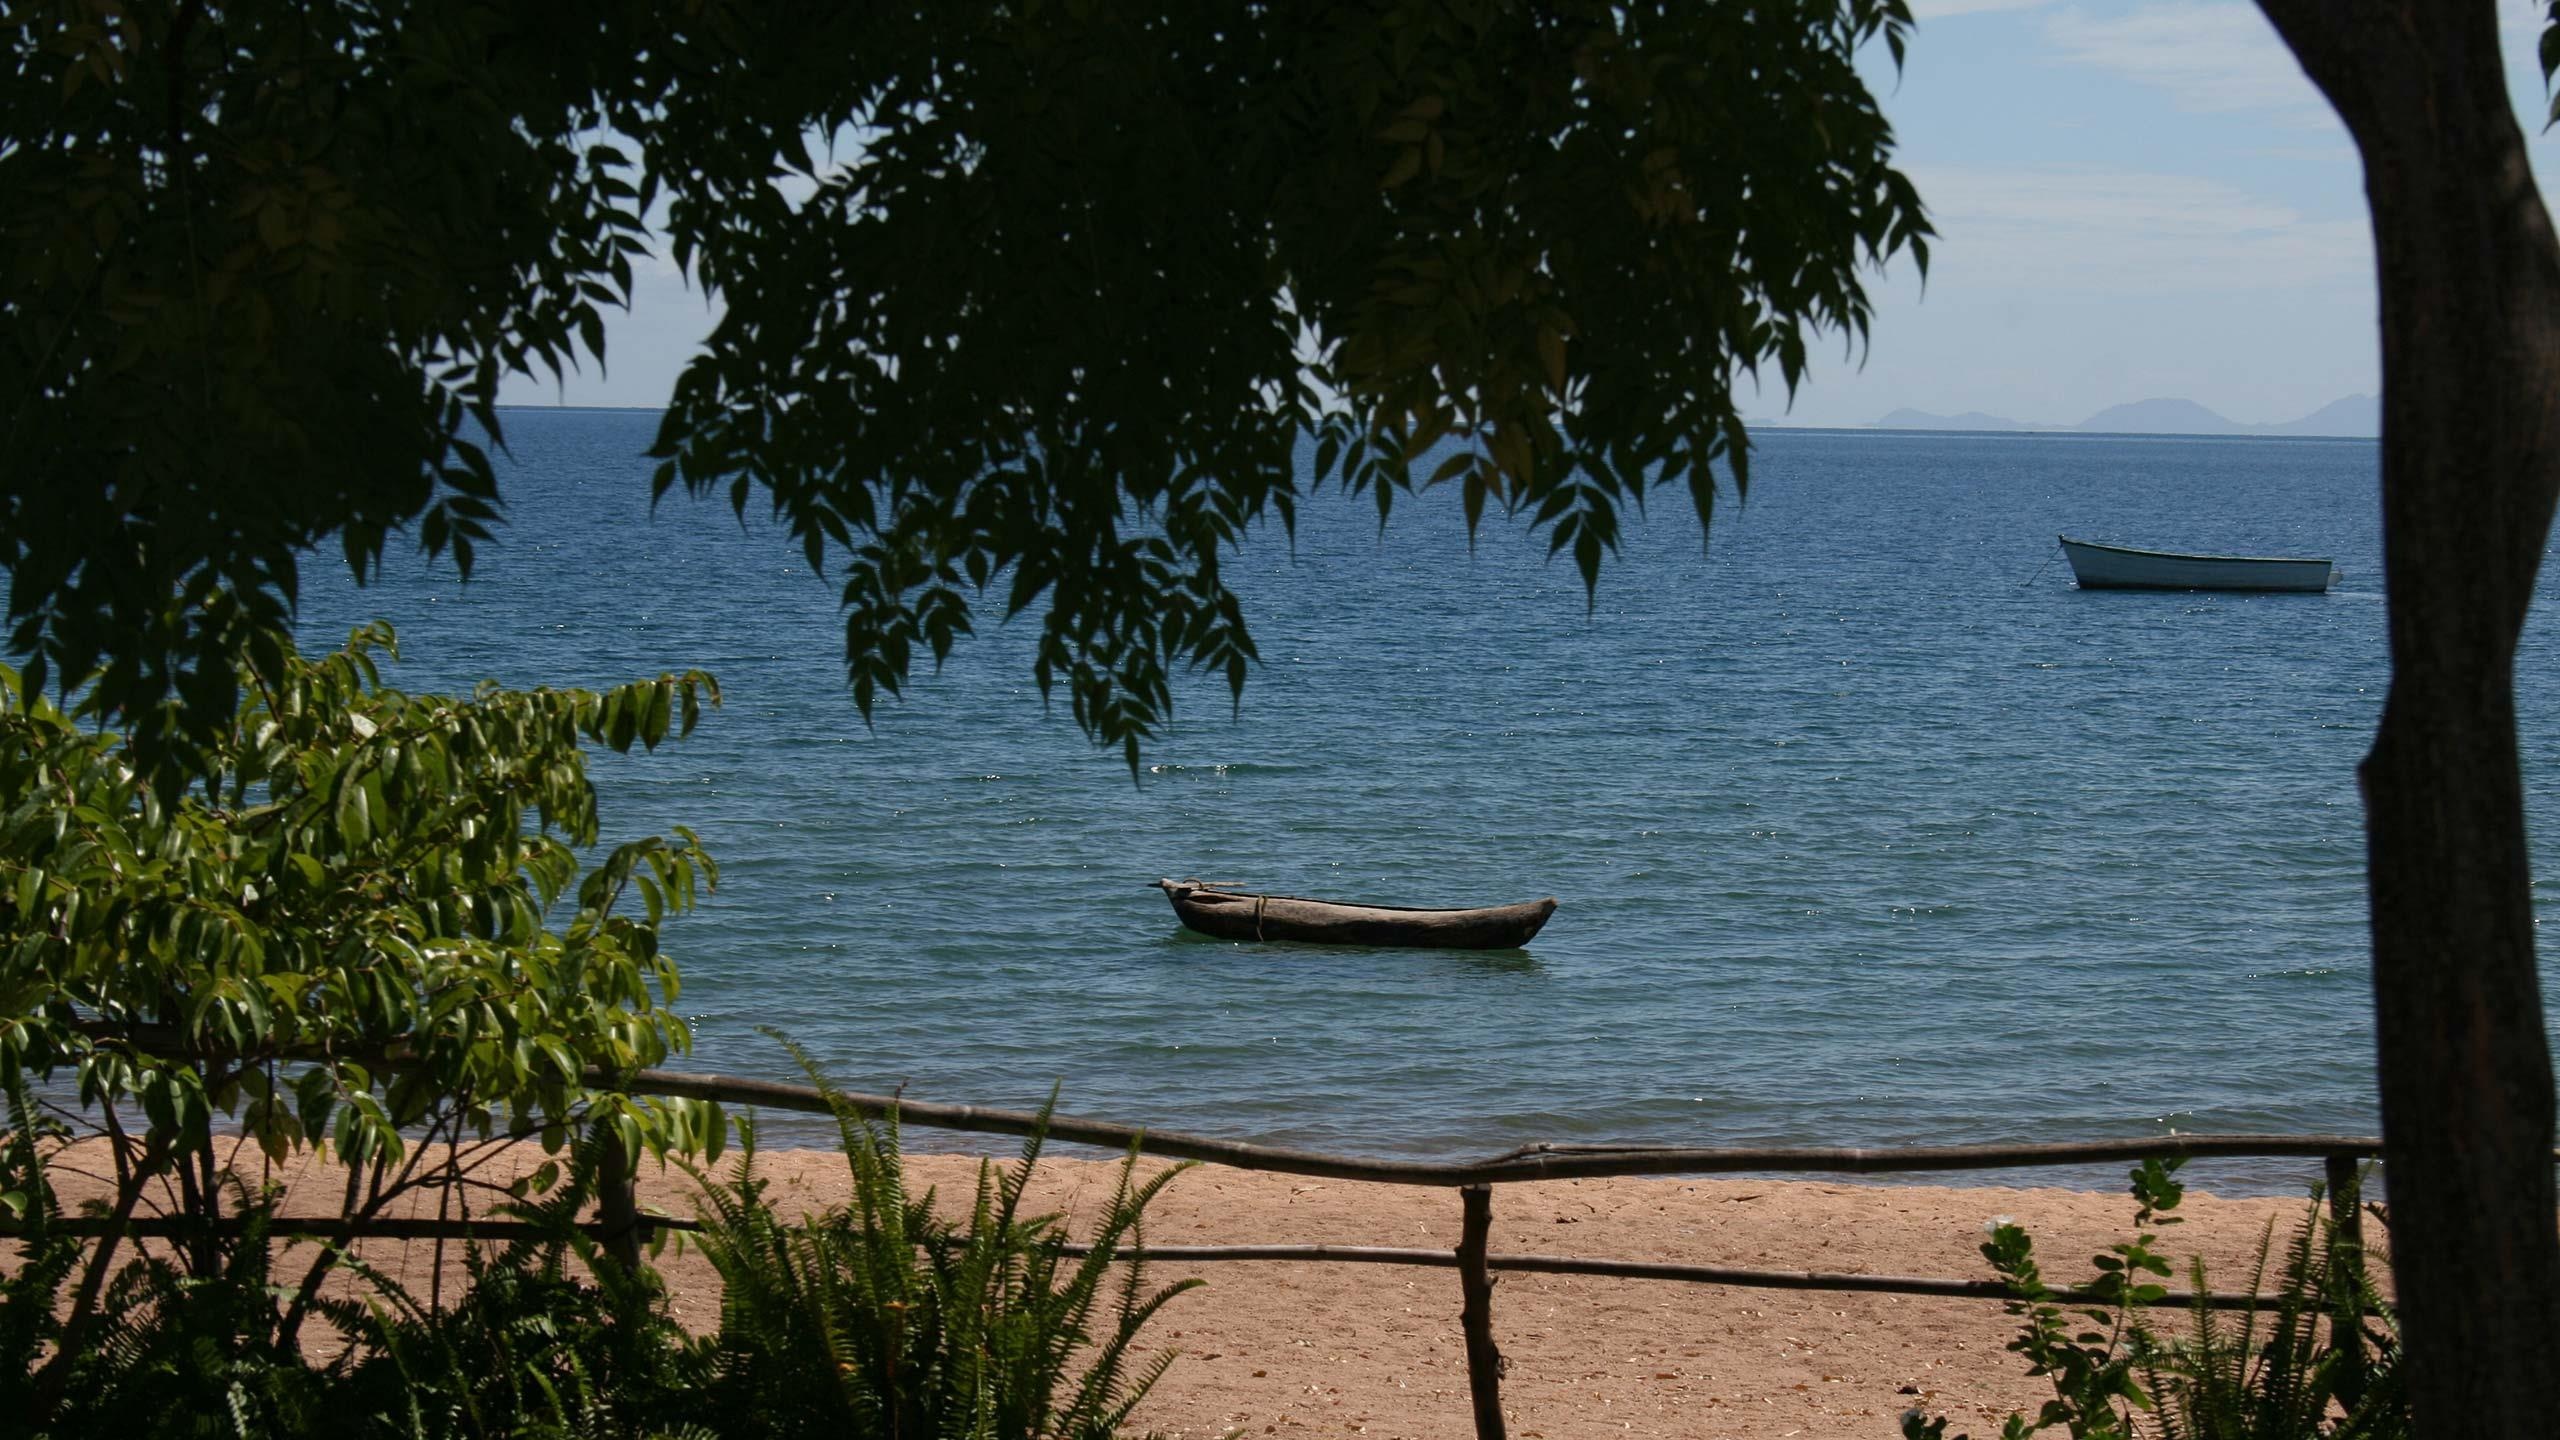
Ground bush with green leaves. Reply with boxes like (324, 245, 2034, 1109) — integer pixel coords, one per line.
(1901, 1159, 2405, 1440)
(0, 622, 727, 1367)
(672, 1056, 1199, 1440)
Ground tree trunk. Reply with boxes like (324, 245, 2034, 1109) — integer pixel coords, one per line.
(2252, 3, 2560, 1431)
(598, 1126, 645, 1271)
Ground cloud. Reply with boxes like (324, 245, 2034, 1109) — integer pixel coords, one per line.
(1909, 164, 2370, 294)
(2043, 2, 2326, 122)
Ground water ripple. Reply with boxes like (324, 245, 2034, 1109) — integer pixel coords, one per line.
(293, 415, 2560, 1193)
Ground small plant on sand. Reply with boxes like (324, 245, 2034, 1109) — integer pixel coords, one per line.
(2139, 1179, 2405, 1440)
(1901, 1159, 2405, 1440)
(674, 1047, 1200, 1440)
(1900, 1158, 2187, 1440)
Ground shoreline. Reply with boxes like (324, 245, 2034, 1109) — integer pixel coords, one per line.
(34, 1137, 2362, 1439)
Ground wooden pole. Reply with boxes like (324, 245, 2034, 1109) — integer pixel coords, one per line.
(2324, 1152, 2368, 1407)
(1457, 1183, 1508, 1440)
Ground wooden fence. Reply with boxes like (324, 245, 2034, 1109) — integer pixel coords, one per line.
(618, 1069, 2399, 1439)
(14, 1063, 2435, 1440)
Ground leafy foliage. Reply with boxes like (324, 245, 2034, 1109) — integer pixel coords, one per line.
(4, 1, 1929, 772)
(1902, 1161, 2408, 1440)
(327, 1130, 706, 1440)
(0, 1086, 699, 1439)
(0, 622, 725, 1382)
(0, 1069, 76, 1423)
(43, 1197, 332, 1439)
(3, 1074, 326, 1439)
(0, 621, 724, 1176)
(342, 1259, 702, 1440)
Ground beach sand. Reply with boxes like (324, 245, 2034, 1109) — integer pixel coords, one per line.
(33, 1138, 2362, 1439)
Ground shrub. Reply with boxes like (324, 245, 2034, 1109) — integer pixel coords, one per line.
(0, 625, 725, 1364)
(672, 1051, 1200, 1439)
(1900, 1160, 2405, 1440)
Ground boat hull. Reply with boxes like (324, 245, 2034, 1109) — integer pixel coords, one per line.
(1156, 880, 1557, 950)
(2058, 535, 2334, 593)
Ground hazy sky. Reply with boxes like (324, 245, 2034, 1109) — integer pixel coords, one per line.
(497, 2, 2560, 430)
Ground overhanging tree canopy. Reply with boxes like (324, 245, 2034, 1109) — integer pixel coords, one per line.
(1, 0, 1926, 770)
(1, 0, 666, 770)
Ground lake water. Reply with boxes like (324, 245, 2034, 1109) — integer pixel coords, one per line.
(296, 409, 2560, 1192)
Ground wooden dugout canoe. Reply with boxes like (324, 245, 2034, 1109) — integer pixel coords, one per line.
(1154, 879, 1558, 950)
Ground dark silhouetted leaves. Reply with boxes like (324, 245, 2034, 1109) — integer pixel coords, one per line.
(7, 1, 1928, 774)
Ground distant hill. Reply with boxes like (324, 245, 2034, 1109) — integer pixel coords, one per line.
(1872, 407, 2033, 432)
(2261, 394, 2379, 436)
(2074, 397, 2244, 434)
(1866, 394, 2376, 438)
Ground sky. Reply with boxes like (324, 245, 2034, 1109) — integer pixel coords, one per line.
(497, 2, 2560, 431)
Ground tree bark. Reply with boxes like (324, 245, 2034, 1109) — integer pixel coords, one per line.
(2252, 3, 2560, 1431)
(597, 1126, 646, 1271)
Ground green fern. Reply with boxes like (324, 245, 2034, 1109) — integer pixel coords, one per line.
(673, 1038, 1200, 1438)
(2143, 1177, 2406, 1440)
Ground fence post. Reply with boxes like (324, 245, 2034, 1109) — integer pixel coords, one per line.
(1457, 1183, 1508, 1440)
(2322, 1153, 2366, 1406)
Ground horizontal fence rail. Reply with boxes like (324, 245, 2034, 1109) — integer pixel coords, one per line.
(0, 1215, 2337, 1315)
(0, 1214, 703, 1243)
(1079, 1244, 2318, 1313)
(618, 1066, 2409, 1184)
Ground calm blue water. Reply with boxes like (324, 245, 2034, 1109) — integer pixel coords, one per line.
(296, 409, 2560, 1192)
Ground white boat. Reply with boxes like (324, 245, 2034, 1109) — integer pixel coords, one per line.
(2057, 535, 2336, 593)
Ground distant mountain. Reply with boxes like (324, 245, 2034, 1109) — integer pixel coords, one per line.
(1864, 394, 2376, 438)
(1872, 407, 2032, 431)
(2261, 394, 2379, 437)
(2073, 397, 2245, 434)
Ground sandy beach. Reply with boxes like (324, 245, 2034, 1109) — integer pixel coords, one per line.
(29, 1137, 2365, 1439)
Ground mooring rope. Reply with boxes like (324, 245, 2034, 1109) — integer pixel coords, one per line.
(1255, 892, 1268, 941)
